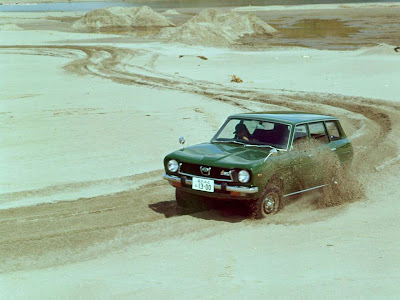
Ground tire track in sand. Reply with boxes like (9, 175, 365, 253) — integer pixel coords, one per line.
(1, 45, 396, 164)
(14, 44, 397, 171)
(1, 45, 399, 273)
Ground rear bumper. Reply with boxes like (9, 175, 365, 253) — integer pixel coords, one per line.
(162, 173, 258, 194)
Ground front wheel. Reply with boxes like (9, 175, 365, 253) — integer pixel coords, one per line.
(251, 184, 282, 219)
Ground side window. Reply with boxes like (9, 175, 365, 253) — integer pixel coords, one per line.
(325, 121, 342, 141)
(293, 124, 309, 148)
(309, 122, 329, 144)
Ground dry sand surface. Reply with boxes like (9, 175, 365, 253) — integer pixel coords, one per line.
(1, 3, 400, 299)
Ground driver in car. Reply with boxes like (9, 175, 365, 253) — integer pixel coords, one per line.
(234, 122, 251, 141)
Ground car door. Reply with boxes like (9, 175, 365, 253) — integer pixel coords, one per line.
(307, 121, 332, 187)
(288, 124, 315, 192)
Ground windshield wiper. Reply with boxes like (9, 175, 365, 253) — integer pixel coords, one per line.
(213, 140, 284, 150)
(244, 144, 277, 149)
(212, 140, 246, 146)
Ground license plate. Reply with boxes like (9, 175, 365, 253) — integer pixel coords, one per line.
(192, 177, 214, 193)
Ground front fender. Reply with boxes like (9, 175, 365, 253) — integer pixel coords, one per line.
(251, 157, 283, 197)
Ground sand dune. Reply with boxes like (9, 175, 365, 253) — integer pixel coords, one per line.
(72, 6, 174, 30)
(159, 8, 276, 46)
(0, 23, 22, 30)
(358, 43, 400, 56)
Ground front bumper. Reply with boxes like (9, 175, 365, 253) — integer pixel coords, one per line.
(162, 173, 258, 194)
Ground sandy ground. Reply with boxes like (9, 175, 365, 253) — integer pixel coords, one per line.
(1, 3, 400, 299)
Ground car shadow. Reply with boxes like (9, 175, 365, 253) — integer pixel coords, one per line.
(148, 200, 180, 218)
(148, 199, 250, 223)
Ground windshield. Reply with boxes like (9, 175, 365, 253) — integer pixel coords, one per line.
(212, 118, 291, 150)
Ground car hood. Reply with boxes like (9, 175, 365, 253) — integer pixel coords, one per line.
(166, 142, 271, 169)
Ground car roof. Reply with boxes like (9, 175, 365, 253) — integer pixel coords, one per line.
(229, 111, 338, 125)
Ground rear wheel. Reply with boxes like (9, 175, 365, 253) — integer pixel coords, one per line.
(320, 163, 355, 207)
(251, 184, 282, 219)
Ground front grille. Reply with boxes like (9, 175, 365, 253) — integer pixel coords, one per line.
(179, 163, 237, 182)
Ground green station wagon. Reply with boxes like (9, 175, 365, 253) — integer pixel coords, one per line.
(163, 112, 353, 218)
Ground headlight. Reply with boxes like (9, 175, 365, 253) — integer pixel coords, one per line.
(238, 170, 250, 183)
(167, 159, 179, 172)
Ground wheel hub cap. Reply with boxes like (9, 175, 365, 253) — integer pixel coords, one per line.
(264, 197, 275, 214)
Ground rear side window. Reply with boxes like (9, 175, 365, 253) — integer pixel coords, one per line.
(293, 124, 308, 141)
(325, 121, 342, 141)
(292, 124, 309, 149)
(309, 122, 329, 144)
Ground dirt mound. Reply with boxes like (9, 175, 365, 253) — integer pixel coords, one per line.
(72, 6, 174, 30)
(158, 8, 277, 46)
(163, 9, 180, 15)
(0, 24, 23, 31)
(358, 43, 400, 56)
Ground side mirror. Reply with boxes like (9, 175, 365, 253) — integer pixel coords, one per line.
(264, 148, 278, 162)
(270, 148, 278, 157)
(179, 136, 185, 150)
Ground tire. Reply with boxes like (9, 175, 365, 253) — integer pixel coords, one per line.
(319, 155, 351, 205)
(320, 165, 348, 207)
(251, 184, 283, 219)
